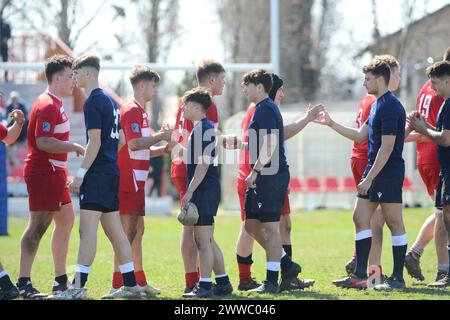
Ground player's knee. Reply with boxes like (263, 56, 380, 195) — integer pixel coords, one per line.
(194, 237, 209, 252)
(353, 214, 365, 230)
(385, 219, 404, 234)
(244, 222, 255, 237)
(136, 221, 145, 238)
(79, 226, 93, 242)
(126, 228, 137, 243)
(22, 229, 43, 250)
(281, 222, 292, 236)
(372, 224, 383, 239)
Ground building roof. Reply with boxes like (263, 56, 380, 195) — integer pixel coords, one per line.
(356, 4, 450, 58)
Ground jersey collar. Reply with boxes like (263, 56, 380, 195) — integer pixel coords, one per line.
(133, 99, 145, 110)
(46, 89, 62, 103)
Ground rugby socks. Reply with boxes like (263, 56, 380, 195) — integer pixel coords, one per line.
(266, 261, 280, 286)
(392, 234, 408, 280)
(0, 271, 14, 290)
(185, 272, 199, 289)
(199, 278, 212, 290)
(135, 270, 147, 287)
(54, 274, 68, 286)
(215, 273, 230, 286)
(119, 262, 137, 287)
(112, 271, 123, 289)
(17, 277, 31, 288)
(237, 254, 253, 284)
(438, 263, 449, 273)
(73, 265, 90, 288)
(280, 249, 293, 271)
(355, 230, 372, 279)
(283, 245, 292, 259)
(411, 243, 424, 259)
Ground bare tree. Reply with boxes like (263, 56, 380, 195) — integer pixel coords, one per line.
(371, 0, 381, 41)
(216, 0, 338, 111)
(133, 0, 181, 128)
(2, 0, 124, 50)
(0, 0, 12, 19)
(216, 0, 270, 116)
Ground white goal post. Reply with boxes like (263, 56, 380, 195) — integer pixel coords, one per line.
(0, 0, 280, 75)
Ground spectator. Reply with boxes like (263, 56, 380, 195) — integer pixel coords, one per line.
(0, 18, 11, 82)
(7, 91, 27, 144)
(0, 91, 7, 123)
(6, 91, 27, 170)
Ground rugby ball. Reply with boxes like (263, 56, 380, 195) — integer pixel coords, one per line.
(177, 202, 199, 226)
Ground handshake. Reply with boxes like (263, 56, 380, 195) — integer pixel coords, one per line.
(406, 111, 428, 134)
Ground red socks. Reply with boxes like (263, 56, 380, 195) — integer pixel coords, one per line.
(113, 270, 148, 288)
(185, 272, 200, 289)
(238, 263, 252, 284)
(135, 270, 147, 287)
(112, 272, 123, 289)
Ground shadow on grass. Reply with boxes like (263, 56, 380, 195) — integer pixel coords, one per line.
(401, 287, 450, 297)
(131, 290, 340, 301)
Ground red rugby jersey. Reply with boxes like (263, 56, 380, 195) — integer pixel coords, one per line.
(416, 80, 444, 165)
(237, 103, 256, 182)
(351, 94, 376, 160)
(0, 124, 7, 141)
(24, 91, 70, 176)
(170, 102, 218, 179)
(118, 100, 152, 192)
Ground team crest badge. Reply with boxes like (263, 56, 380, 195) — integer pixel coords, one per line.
(42, 122, 51, 132)
(132, 123, 139, 133)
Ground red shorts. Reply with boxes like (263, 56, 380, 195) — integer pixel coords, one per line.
(119, 190, 145, 216)
(25, 171, 71, 212)
(237, 180, 290, 222)
(172, 176, 187, 205)
(351, 157, 368, 186)
(418, 163, 440, 198)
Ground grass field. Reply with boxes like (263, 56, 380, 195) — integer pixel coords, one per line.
(1, 207, 450, 300)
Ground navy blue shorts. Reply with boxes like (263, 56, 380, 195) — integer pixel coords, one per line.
(190, 184, 220, 223)
(357, 164, 403, 204)
(435, 168, 450, 209)
(244, 169, 290, 223)
(79, 172, 119, 212)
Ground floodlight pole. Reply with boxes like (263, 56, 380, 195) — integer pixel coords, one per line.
(270, 0, 280, 75)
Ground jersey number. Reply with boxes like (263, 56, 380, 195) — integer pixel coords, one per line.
(110, 108, 120, 140)
(356, 108, 363, 128)
(418, 94, 432, 119)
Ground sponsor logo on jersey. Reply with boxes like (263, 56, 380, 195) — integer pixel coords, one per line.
(132, 123, 139, 133)
(42, 122, 51, 132)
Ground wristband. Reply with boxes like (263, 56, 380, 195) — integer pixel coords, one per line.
(76, 168, 88, 179)
(252, 167, 261, 174)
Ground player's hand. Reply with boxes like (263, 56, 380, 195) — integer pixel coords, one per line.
(314, 110, 333, 126)
(164, 141, 176, 153)
(406, 111, 420, 129)
(73, 143, 85, 157)
(10, 110, 25, 126)
(410, 114, 427, 134)
(245, 170, 258, 189)
(160, 124, 173, 142)
(357, 178, 372, 196)
(181, 190, 193, 210)
(305, 104, 325, 122)
(68, 176, 83, 195)
(222, 134, 240, 149)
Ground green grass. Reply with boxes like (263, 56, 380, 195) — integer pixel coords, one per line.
(1, 207, 450, 300)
